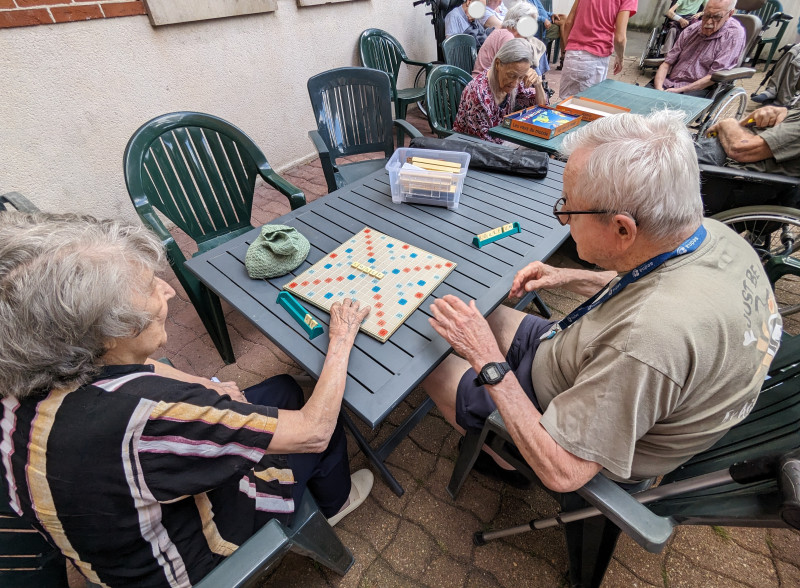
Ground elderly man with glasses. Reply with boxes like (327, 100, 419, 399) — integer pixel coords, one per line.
(650, 0, 745, 97)
(422, 111, 782, 493)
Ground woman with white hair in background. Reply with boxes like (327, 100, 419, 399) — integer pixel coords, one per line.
(472, 0, 547, 77)
(453, 38, 546, 143)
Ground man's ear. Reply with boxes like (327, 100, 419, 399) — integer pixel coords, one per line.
(612, 214, 637, 250)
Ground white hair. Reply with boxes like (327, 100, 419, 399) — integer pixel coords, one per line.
(503, 1, 538, 30)
(559, 111, 703, 242)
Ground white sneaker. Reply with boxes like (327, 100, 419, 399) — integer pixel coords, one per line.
(327, 469, 374, 526)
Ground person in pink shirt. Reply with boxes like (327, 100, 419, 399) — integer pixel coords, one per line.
(472, 1, 546, 77)
(559, 0, 638, 98)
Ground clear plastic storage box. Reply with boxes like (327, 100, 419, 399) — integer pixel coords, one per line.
(386, 148, 471, 210)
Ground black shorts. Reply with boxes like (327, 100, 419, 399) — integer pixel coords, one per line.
(455, 314, 555, 431)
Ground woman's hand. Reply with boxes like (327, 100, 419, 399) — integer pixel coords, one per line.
(328, 298, 370, 343)
(429, 295, 503, 369)
(206, 380, 248, 403)
(524, 68, 541, 88)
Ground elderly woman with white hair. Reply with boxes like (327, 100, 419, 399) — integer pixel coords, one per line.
(472, 1, 547, 77)
(453, 38, 546, 143)
(0, 213, 373, 587)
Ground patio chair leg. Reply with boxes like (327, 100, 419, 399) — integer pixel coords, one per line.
(290, 493, 354, 576)
(513, 290, 553, 319)
(447, 427, 490, 499)
(561, 492, 622, 588)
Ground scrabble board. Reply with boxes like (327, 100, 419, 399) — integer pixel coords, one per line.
(284, 227, 457, 342)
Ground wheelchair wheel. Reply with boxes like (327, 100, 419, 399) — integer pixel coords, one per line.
(639, 27, 660, 69)
(414, 66, 428, 119)
(713, 206, 800, 317)
(696, 87, 747, 138)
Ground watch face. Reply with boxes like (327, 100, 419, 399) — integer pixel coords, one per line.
(485, 365, 501, 380)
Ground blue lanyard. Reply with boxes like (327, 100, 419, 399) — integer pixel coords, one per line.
(540, 224, 707, 341)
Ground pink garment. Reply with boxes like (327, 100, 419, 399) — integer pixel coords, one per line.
(566, 0, 638, 58)
(453, 71, 539, 143)
(472, 28, 515, 77)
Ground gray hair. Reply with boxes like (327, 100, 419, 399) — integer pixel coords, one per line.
(0, 212, 165, 398)
(493, 37, 534, 67)
(559, 110, 703, 242)
(503, 1, 538, 31)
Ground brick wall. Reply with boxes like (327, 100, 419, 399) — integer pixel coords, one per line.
(0, 1, 146, 28)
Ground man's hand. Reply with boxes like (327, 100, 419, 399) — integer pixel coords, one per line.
(748, 105, 789, 128)
(328, 298, 370, 343)
(510, 262, 567, 297)
(429, 295, 503, 369)
(613, 54, 623, 75)
(679, 17, 689, 27)
(665, 87, 682, 93)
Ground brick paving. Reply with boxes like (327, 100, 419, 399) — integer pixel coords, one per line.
(151, 37, 800, 588)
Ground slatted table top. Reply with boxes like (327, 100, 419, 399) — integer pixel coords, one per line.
(490, 79, 713, 154)
(185, 162, 569, 428)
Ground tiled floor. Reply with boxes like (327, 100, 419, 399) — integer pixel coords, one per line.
(151, 35, 800, 588)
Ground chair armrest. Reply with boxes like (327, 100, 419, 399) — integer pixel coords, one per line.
(403, 58, 433, 69)
(393, 119, 423, 139)
(0, 191, 39, 213)
(576, 474, 675, 553)
(194, 519, 290, 588)
(764, 11, 793, 29)
(699, 163, 800, 188)
(308, 130, 339, 194)
(642, 57, 665, 68)
(710, 67, 756, 83)
(259, 167, 306, 210)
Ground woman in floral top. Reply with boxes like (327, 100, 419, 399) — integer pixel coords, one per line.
(453, 38, 547, 143)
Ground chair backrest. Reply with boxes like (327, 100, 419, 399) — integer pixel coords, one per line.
(426, 65, 473, 138)
(307, 67, 395, 161)
(359, 28, 408, 86)
(650, 335, 800, 525)
(741, 0, 781, 21)
(732, 13, 764, 65)
(442, 34, 478, 74)
(123, 112, 270, 247)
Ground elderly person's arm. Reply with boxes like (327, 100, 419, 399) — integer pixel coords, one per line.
(665, 73, 713, 93)
(268, 299, 369, 454)
(146, 358, 247, 402)
(653, 61, 672, 91)
(707, 118, 775, 162)
(510, 261, 617, 298)
(429, 295, 603, 492)
(518, 69, 547, 107)
(613, 11, 631, 75)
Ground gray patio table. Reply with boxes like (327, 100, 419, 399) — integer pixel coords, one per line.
(185, 149, 569, 496)
(489, 78, 713, 154)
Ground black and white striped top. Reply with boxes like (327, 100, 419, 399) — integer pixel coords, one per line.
(1, 364, 295, 587)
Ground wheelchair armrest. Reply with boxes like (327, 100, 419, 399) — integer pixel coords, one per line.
(642, 57, 665, 68)
(699, 164, 800, 188)
(710, 67, 756, 83)
(576, 474, 675, 553)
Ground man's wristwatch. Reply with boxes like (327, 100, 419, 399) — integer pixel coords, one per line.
(474, 362, 511, 386)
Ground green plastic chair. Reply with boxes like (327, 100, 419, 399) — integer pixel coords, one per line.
(124, 112, 306, 364)
(747, 0, 793, 70)
(307, 67, 422, 193)
(195, 489, 353, 587)
(448, 334, 800, 587)
(359, 28, 434, 123)
(441, 34, 478, 75)
(426, 65, 473, 138)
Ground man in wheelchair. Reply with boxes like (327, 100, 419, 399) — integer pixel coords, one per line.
(650, 0, 745, 97)
(422, 111, 782, 493)
(698, 104, 800, 177)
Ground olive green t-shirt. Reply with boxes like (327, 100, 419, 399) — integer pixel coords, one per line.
(531, 219, 782, 482)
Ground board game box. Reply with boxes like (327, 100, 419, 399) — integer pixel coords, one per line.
(283, 228, 457, 343)
(555, 96, 630, 122)
(502, 106, 582, 139)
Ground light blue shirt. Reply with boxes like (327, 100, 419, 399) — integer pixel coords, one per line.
(527, 0, 551, 36)
(445, 5, 472, 37)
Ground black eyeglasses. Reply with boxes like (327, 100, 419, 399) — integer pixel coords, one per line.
(552, 197, 614, 226)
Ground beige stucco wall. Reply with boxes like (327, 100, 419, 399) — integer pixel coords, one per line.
(0, 0, 435, 221)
